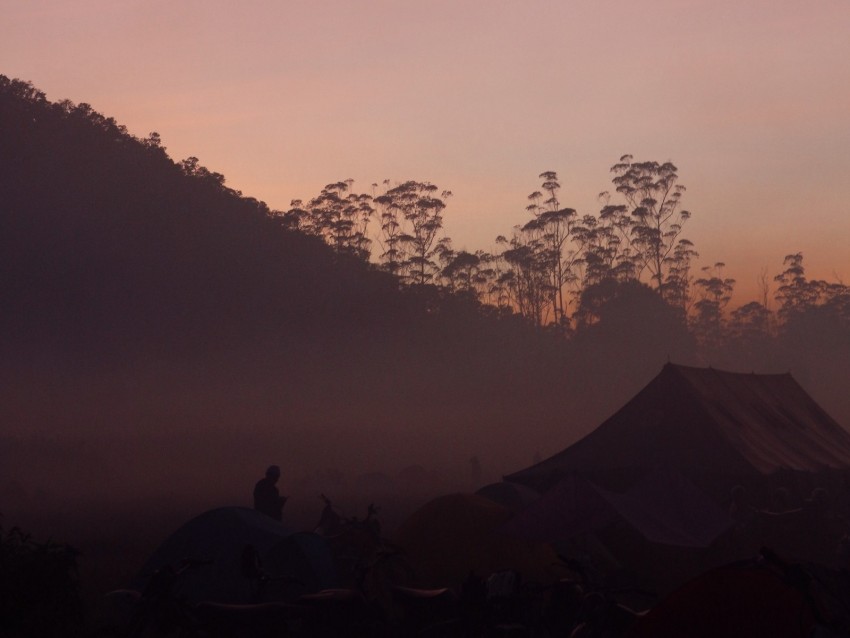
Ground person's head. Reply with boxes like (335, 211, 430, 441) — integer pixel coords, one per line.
(266, 465, 281, 482)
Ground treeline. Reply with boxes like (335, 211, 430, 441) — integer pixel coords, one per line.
(284, 153, 850, 434)
(286, 161, 849, 376)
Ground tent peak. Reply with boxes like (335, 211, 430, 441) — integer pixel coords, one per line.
(506, 362, 850, 490)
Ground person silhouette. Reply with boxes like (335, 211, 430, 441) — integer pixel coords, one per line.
(253, 465, 286, 521)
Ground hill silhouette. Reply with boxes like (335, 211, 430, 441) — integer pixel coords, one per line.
(0, 76, 603, 504)
(0, 77, 402, 358)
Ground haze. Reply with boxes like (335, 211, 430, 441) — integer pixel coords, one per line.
(4, 0, 849, 302)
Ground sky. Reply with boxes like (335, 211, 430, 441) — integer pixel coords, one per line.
(3, 0, 849, 304)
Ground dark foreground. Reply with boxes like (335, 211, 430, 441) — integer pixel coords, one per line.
(5, 491, 850, 638)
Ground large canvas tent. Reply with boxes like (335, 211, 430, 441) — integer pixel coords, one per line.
(499, 471, 732, 548)
(506, 364, 850, 492)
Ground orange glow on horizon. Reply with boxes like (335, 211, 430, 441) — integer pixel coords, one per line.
(1, 0, 848, 309)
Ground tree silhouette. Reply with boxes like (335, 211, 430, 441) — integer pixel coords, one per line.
(373, 180, 406, 278)
(692, 262, 735, 349)
(378, 180, 450, 286)
(773, 253, 825, 321)
(579, 191, 638, 287)
(521, 171, 581, 328)
(283, 180, 374, 260)
(773, 253, 850, 338)
(437, 242, 485, 297)
(608, 155, 693, 301)
(496, 231, 551, 327)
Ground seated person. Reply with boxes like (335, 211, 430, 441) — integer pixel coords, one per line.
(254, 465, 286, 521)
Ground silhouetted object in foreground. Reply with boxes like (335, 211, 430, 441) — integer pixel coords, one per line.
(315, 494, 343, 536)
(129, 507, 335, 605)
(253, 465, 286, 521)
(630, 548, 850, 638)
(0, 522, 84, 637)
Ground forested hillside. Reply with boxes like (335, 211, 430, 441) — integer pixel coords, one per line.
(0, 77, 595, 504)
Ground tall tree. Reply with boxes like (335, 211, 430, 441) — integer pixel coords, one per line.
(373, 180, 406, 278)
(608, 155, 693, 301)
(522, 171, 581, 327)
(664, 238, 699, 312)
(283, 181, 374, 260)
(774, 252, 850, 328)
(691, 262, 735, 349)
(437, 241, 490, 299)
(728, 301, 773, 358)
(774, 253, 821, 321)
(379, 180, 450, 286)
(497, 231, 551, 327)
(584, 191, 638, 285)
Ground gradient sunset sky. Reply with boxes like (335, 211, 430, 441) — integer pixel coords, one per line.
(4, 0, 849, 303)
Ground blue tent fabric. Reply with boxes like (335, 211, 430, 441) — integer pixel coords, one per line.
(133, 507, 336, 603)
(265, 531, 337, 594)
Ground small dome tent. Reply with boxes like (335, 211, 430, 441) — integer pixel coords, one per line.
(132, 507, 335, 603)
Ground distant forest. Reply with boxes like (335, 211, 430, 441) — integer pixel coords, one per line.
(285, 152, 849, 355)
(1, 75, 848, 505)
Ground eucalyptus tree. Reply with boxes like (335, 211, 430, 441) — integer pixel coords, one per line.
(496, 231, 552, 327)
(692, 262, 735, 349)
(664, 238, 699, 312)
(283, 180, 374, 260)
(729, 301, 772, 343)
(608, 155, 693, 300)
(378, 180, 450, 286)
(523, 171, 581, 326)
(774, 253, 850, 326)
(774, 253, 822, 321)
(472, 250, 500, 307)
(435, 238, 457, 288)
(373, 180, 406, 278)
(573, 212, 633, 289)
(585, 191, 639, 284)
(436, 243, 499, 305)
(436, 240, 484, 296)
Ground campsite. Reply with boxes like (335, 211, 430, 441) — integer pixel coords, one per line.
(3, 7, 850, 634)
(8, 364, 850, 637)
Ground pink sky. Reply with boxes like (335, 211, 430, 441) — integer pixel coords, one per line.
(3, 0, 849, 304)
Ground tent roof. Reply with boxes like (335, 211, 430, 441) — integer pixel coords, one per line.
(506, 364, 850, 489)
